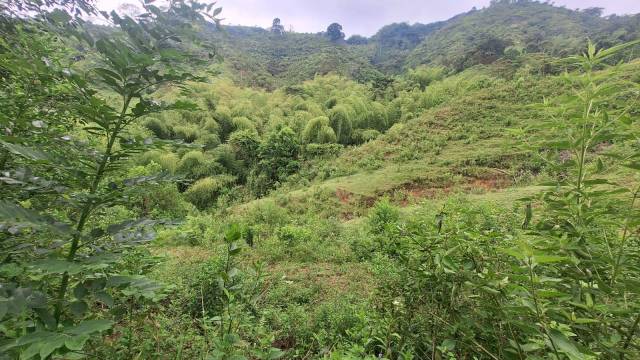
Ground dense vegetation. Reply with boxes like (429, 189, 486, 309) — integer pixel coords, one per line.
(1, 0, 640, 359)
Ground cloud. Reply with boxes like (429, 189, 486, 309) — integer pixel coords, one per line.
(96, 0, 640, 36)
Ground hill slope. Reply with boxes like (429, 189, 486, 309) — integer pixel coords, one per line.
(206, 0, 640, 85)
(405, 1, 640, 69)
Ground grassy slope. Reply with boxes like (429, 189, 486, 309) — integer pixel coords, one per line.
(151, 58, 640, 357)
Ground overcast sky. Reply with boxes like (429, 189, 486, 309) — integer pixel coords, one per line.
(96, 0, 640, 36)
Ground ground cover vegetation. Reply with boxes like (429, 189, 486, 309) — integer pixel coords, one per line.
(1, 0, 640, 359)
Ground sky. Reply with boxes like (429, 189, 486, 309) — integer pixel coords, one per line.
(96, 0, 640, 36)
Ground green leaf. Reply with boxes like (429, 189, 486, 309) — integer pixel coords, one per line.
(38, 335, 66, 359)
(65, 319, 113, 336)
(440, 339, 456, 352)
(95, 291, 114, 307)
(0, 298, 7, 320)
(548, 329, 593, 360)
(70, 301, 88, 316)
(0, 141, 51, 161)
(20, 343, 41, 360)
(29, 259, 83, 275)
(64, 335, 89, 351)
(533, 255, 568, 264)
(594, 39, 640, 62)
(74, 284, 88, 300)
(0, 201, 72, 234)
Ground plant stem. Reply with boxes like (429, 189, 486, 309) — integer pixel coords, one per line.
(527, 257, 561, 359)
(611, 184, 640, 285)
(53, 94, 132, 324)
(621, 314, 640, 360)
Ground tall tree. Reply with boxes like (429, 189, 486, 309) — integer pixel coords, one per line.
(271, 17, 285, 35)
(326, 22, 345, 42)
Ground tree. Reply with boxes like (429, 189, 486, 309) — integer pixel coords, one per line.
(346, 34, 368, 45)
(250, 127, 300, 195)
(0, 0, 221, 357)
(328, 105, 354, 144)
(117, 2, 142, 17)
(270, 17, 285, 35)
(326, 22, 345, 42)
(302, 116, 336, 144)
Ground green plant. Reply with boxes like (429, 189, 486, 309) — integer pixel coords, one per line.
(184, 175, 236, 210)
(505, 40, 640, 359)
(197, 224, 282, 360)
(0, 0, 221, 357)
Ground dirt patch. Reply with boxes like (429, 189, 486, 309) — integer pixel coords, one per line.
(464, 176, 511, 191)
(402, 183, 453, 201)
(335, 188, 352, 204)
(340, 211, 355, 221)
(383, 174, 511, 207)
(272, 336, 296, 350)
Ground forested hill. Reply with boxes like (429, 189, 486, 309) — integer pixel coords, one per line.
(3, 0, 640, 358)
(206, 0, 640, 88)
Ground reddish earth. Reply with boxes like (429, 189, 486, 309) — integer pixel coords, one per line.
(333, 173, 511, 217)
(464, 176, 511, 191)
(335, 188, 352, 204)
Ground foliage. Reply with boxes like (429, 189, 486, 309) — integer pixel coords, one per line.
(0, 0, 221, 358)
(184, 175, 236, 210)
(2, 0, 640, 358)
(406, 0, 640, 71)
(326, 23, 345, 42)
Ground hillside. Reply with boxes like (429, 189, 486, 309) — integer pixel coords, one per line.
(201, 0, 640, 86)
(406, 0, 640, 70)
(207, 25, 383, 89)
(2, 1, 640, 359)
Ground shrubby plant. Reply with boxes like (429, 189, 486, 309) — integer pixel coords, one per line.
(0, 0, 221, 357)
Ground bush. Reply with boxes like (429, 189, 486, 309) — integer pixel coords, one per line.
(353, 129, 380, 143)
(328, 105, 354, 144)
(201, 117, 220, 133)
(368, 198, 400, 235)
(183, 175, 236, 210)
(177, 151, 221, 180)
(232, 116, 256, 132)
(196, 133, 221, 150)
(174, 124, 200, 143)
(144, 117, 172, 139)
(302, 116, 336, 144)
(276, 225, 313, 247)
(406, 65, 446, 90)
(157, 153, 180, 174)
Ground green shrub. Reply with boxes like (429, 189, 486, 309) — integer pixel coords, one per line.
(177, 151, 221, 180)
(211, 144, 242, 176)
(276, 225, 313, 247)
(183, 175, 236, 210)
(406, 65, 446, 90)
(157, 153, 180, 174)
(353, 129, 380, 143)
(228, 129, 260, 165)
(195, 133, 221, 150)
(174, 124, 200, 143)
(231, 116, 256, 132)
(144, 117, 172, 139)
(302, 116, 336, 144)
(201, 118, 220, 133)
(328, 105, 354, 144)
(368, 198, 400, 235)
(137, 150, 163, 166)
